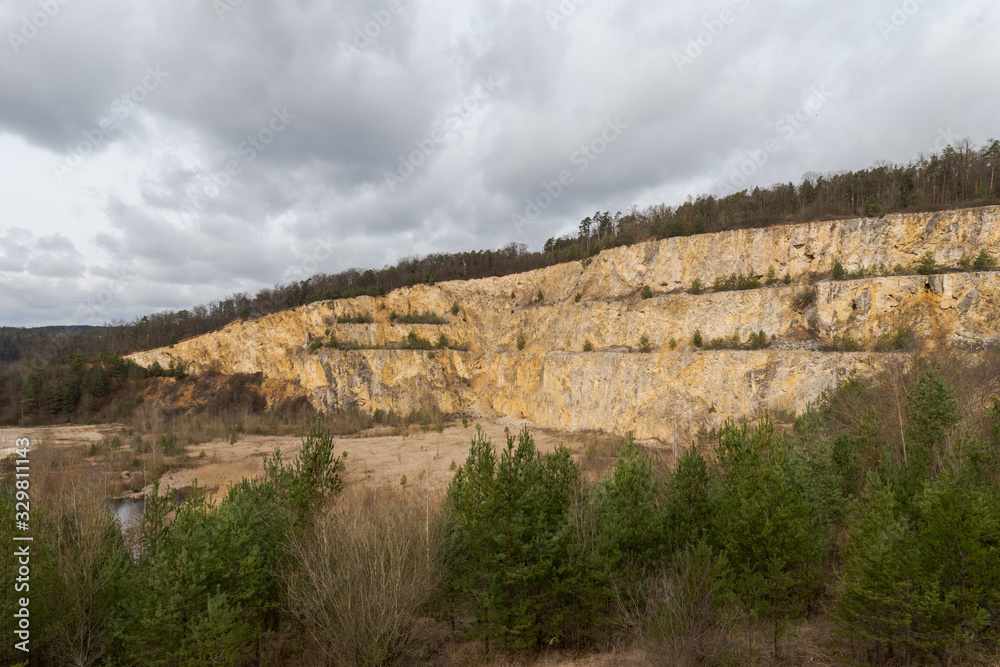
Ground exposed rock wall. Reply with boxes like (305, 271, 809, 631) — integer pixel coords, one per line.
(129, 207, 1000, 443)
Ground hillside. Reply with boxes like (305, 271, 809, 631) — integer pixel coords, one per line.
(128, 206, 1000, 443)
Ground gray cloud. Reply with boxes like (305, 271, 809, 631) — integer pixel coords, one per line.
(1, 0, 998, 326)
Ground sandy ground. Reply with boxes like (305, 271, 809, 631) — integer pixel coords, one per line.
(0, 419, 633, 502)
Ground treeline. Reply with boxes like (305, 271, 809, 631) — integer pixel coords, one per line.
(3, 139, 997, 368)
(0, 352, 183, 425)
(2, 352, 999, 665)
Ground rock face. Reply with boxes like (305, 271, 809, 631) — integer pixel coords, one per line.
(129, 206, 1000, 444)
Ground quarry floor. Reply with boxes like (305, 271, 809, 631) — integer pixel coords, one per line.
(0, 419, 638, 502)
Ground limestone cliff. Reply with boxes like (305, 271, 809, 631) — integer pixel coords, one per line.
(128, 207, 1000, 444)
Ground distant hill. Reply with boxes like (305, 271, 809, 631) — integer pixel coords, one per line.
(0, 326, 103, 364)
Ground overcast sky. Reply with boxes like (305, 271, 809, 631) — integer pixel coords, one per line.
(0, 0, 997, 327)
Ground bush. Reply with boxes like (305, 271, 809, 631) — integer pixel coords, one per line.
(286, 488, 435, 666)
(645, 541, 740, 667)
(451, 302, 460, 315)
(973, 249, 998, 270)
(823, 331, 863, 352)
(692, 330, 703, 348)
(398, 311, 444, 324)
(308, 339, 323, 354)
(832, 260, 846, 280)
(575, 293, 582, 302)
(641, 285, 653, 299)
(339, 312, 373, 324)
(690, 278, 704, 295)
(535, 289, 544, 303)
(638, 335, 652, 353)
(792, 288, 816, 311)
(913, 252, 944, 275)
(874, 326, 915, 352)
(516, 332, 526, 350)
(583, 339, 594, 352)
(711, 272, 760, 292)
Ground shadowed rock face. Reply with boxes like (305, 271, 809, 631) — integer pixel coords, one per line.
(129, 206, 1000, 445)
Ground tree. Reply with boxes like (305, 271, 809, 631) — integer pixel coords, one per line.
(663, 446, 717, 555)
(442, 428, 587, 651)
(596, 437, 664, 619)
(712, 418, 829, 659)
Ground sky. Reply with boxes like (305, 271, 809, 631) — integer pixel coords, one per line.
(0, 0, 997, 327)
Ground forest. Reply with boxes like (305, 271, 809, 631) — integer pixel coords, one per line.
(1, 350, 998, 665)
(1, 138, 998, 370)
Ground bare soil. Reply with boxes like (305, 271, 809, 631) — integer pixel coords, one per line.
(1, 418, 630, 502)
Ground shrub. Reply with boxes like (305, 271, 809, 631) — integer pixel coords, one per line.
(792, 288, 816, 311)
(160, 432, 179, 456)
(766, 266, 777, 285)
(451, 302, 460, 315)
(308, 339, 323, 354)
(913, 252, 944, 275)
(874, 326, 915, 352)
(340, 312, 374, 324)
(973, 249, 998, 270)
(690, 278, 704, 295)
(824, 331, 863, 352)
(832, 260, 846, 280)
(711, 272, 760, 292)
(516, 332, 526, 351)
(437, 334, 448, 348)
(783, 272, 791, 285)
(641, 285, 653, 299)
(745, 330, 769, 350)
(638, 335, 652, 353)
(285, 488, 434, 666)
(535, 289, 544, 303)
(583, 339, 594, 352)
(398, 311, 444, 324)
(575, 293, 582, 302)
(692, 330, 703, 348)
(669, 337, 678, 350)
(404, 331, 433, 350)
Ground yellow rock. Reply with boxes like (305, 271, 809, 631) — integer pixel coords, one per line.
(129, 206, 1000, 444)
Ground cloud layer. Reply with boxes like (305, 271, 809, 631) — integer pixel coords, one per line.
(1, 0, 998, 326)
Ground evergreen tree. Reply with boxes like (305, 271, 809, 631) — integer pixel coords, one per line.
(712, 418, 829, 658)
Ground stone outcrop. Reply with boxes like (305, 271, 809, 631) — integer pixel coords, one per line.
(128, 206, 1000, 443)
